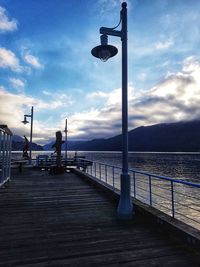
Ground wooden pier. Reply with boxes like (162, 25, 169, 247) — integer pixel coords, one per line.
(0, 169, 200, 266)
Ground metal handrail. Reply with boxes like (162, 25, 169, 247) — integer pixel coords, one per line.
(79, 158, 200, 230)
(0, 126, 13, 186)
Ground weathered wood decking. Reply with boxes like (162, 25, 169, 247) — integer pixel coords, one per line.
(0, 169, 200, 266)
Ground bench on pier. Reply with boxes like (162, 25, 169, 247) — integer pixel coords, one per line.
(76, 159, 93, 171)
(35, 155, 92, 171)
(11, 160, 29, 173)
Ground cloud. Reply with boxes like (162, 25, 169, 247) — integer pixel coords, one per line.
(86, 85, 135, 106)
(0, 47, 23, 72)
(67, 56, 200, 140)
(0, 6, 18, 32)
(137, 72, 147, 81)
(154, 39, 173, 50)
(2, 56, 200, 143)
(23, 52, 43, 69)
(96, 0, 132, 19)
(0, 86, 73, 143)
(9, 78, 26, 89)
(42, 90, 52, 96)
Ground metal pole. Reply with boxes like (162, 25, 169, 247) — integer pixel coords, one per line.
(65, 119, 68, 160)
(117, 2, 133, 219)
(29, 106, 33, 165)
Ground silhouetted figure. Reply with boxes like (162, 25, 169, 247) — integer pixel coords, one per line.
(23, 135, 29, 160)
(50, 131, 65, 174)
(52, 131, 64, 167)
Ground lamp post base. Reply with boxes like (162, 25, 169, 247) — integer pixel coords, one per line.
(117, 173, 134, 219)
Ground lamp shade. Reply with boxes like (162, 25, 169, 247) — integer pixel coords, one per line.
(21, 116, 29, 124)
(91, 44, 118, 62)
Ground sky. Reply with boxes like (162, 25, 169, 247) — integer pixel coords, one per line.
(1, 0, 200, 144)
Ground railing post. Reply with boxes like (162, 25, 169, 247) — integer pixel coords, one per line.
(8, 135, 12, 179)
(171, 180, 175, 218)
(133, 172, 136, 197)
(112, 166, 115, 188)
(94, 162, 96, 177)
(99, 163, 101, 180)
(149, 175, 152, 206)
(105, 165, 107, 183)
(2, 132, 5, 181)
(0, 126, 12, 186)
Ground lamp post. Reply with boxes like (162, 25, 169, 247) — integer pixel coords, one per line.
(21, 106, 33, 165)
(64, 118, 68, 160)
(91, 2, 133, 219)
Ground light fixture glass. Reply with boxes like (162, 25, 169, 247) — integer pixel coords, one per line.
(98, 48, 111, 62)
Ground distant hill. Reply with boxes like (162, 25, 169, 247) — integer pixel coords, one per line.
(43, 140, 86, 151)
(12, 135, 43, 151)
(69, 120, 200, 152)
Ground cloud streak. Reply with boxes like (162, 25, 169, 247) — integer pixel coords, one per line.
(0, 6, 18, 33)
(9, 78, 26, 89)
(67, 57, 200, 140)
(1, 56, 200, 144)
(23, 51, 43, 69)
(0, 47, 23, 72)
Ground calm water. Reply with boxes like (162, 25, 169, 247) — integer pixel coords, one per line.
(12, 151, 200, 182)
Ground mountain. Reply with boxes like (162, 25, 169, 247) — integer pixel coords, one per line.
(12, 135, 43, 151)
(43, 140, 86, 151)
(69, 120, 200, 152)
(12, 135, 24, 142)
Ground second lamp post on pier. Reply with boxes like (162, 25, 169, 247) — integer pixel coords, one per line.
(64, 118, 68, 160)
(22, 106, 34, 165)
(91, 2, 133, 219)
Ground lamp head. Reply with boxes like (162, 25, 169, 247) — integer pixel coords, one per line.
(21, 116, 29, 125)
(91, 34, 118, 62)
(91, 45, 118, 62)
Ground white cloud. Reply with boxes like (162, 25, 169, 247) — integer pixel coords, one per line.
(137, 73, 147, 81)
(0, 6, 18, 32)
(2, 56, 200, 143)
(23, 52, 43, 69)
(42, 90, 52, 96)
(0, 87, 74, 143)
(86, 85, 135, 106)
(9, 78, 26, 89)
(67, 57, 200, 140)
(0, 47, 23, 72)
(154, 39, 173, 50)
(87, 91, 107, 99)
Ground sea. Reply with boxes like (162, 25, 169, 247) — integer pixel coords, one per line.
(12, 150, 200, 182)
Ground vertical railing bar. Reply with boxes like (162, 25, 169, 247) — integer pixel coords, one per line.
(94, 162, 96, 178)
(0, 131, 2, 183)
(149, 175, 152, 206)
(8, 135, 12, 180)
(171, 180, 175, 218)
(5, 133, 9, 179)
(112, 166, 115, 189)
(99, 163, 101, 180)
(133, 171, 136, 197)
(105, 164, 107, 184)
(2, 132, 5, 182)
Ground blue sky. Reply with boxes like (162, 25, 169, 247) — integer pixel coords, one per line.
(1, 0, 200, 144)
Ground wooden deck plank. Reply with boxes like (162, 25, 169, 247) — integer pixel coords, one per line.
(0, 170, 199, 266)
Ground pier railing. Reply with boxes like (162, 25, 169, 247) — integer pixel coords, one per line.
(79, 158, 200, 230)
(0, 125, 12, 186)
